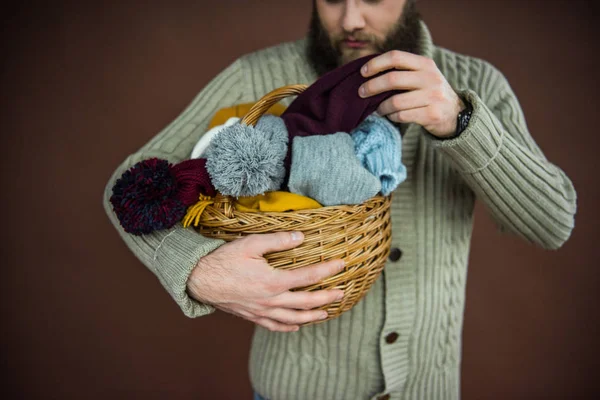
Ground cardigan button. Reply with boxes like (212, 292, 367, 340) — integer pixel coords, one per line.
(377, 394, 391, 400)
(388, 247, 403, 262)
(385, 332, 399, 344)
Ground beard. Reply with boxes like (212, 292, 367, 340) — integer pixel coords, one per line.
(307, 0, 422, 77)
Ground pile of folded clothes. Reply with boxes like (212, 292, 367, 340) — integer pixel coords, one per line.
(110, 54, 407, 235)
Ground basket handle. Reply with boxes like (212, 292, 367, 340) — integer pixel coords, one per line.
(241, 84, 308, 126)
(211, 84, 308, 219)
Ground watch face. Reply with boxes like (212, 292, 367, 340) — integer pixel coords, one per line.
(458, 108, 472, 134)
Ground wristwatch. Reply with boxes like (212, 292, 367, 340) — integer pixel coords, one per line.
(455, 101, 473, 136)
(434, 100, 472, 141)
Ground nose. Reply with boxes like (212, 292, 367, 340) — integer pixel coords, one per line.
(342, 0, 366, 33)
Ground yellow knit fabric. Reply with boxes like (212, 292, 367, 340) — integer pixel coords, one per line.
(234, 192, 322, 213)
(207, 102, 287, 129)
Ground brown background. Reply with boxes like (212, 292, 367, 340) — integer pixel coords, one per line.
(2, 0, 599, 399)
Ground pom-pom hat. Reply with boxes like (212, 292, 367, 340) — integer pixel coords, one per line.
(110, 158, 215, 235)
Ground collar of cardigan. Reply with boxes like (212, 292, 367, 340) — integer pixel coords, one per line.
(415, 19, 435, 59)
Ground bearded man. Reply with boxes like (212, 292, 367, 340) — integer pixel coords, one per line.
(103, 1, 577, 399)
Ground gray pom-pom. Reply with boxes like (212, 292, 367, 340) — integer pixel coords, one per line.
(205, 115, 288, 197)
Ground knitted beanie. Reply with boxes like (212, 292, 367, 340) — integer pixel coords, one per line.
(110, 158, 215, 235)
(288, 132, 381, 206)
(351, 114, 407, 196)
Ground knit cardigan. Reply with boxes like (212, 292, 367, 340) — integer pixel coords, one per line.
(102, 21, 577, 400)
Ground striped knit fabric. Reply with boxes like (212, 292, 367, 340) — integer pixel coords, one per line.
(102, 21, 576, 400)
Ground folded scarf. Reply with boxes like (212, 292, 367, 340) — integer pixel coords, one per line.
(351, 114, 407, 196)
(288, 132, 381, 206)
(234, 191, 322, 213)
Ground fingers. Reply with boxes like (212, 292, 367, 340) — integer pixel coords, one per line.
(269, 289, 344, 310)
(359, 70, 422, 98)
(361, 50, 433, 77)
(242, 231, 304, 256)
(376, 90, 428, 116)
(264, 308, 329, 325)
(279, 259, 345, 290)
(386, 106, 429, 125)
(250, 308, 331, 332)
(251, 317, 300, 333)
(233, 290, 343, 332)
(221, 305, 319, 333)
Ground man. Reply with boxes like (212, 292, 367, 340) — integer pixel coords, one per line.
(103, 1, 577, 399)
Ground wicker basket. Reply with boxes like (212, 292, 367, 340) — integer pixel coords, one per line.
(195, 85, 392, 325)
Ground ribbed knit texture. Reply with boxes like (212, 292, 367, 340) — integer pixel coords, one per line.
(102, 20, 577, 400)
(352, 114, 406, 196)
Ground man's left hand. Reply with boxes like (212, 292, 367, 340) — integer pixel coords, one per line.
(359, 50, 465, 138)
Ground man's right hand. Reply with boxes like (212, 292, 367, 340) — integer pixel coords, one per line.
(186, 231, 345, 332)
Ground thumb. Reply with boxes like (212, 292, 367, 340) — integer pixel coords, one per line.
(242, 231, 304, 256)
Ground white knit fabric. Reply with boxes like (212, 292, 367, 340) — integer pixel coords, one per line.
(190, 116, 240, 159)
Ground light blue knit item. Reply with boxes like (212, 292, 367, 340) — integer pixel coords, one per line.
(288, 132, 381, 206)
(351, 114, 406, 196)
(205, 115, 288, 197)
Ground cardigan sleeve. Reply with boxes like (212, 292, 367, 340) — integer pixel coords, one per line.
(428, 63, 577, 250)
(102, 58, 250, 317)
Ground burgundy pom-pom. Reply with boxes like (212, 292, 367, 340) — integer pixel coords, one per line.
(110, 158, 187, 235)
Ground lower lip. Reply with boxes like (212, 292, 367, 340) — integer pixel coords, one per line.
(344, 40, 368, 49)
